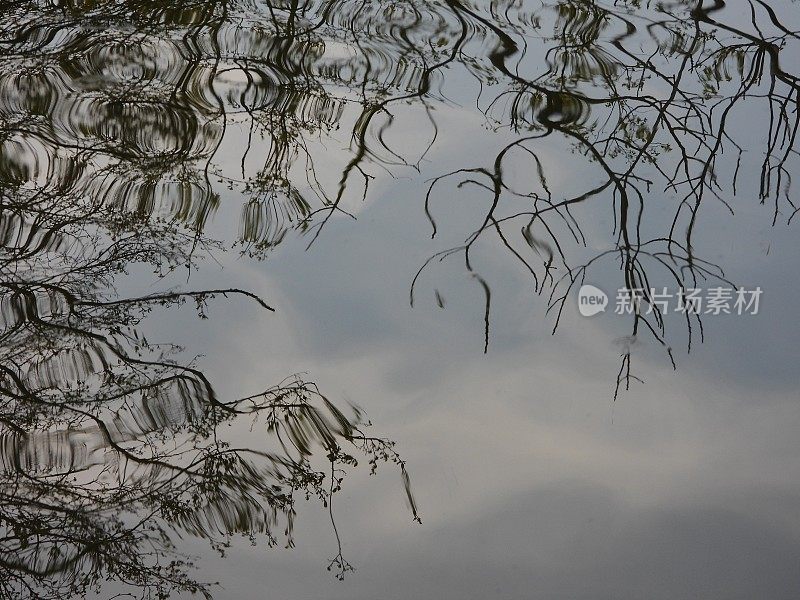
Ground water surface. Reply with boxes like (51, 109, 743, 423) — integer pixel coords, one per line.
(1, 0, 800, 598)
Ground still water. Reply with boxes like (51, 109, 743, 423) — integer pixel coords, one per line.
(2, 0, 800, 597)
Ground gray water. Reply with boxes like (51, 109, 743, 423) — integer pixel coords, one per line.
(1, 0, 800, 598)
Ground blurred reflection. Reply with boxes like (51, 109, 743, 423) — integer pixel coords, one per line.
(0, 169, 418, 598)
(1, 0, 799, 595)
(0, 1, 421, 597)
(0, 135, 418, 598)
(3, 1, 799, 389)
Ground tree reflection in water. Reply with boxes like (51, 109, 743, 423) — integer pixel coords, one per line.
(0, 157, 419, 597)
(411, 0, 800, 395)
(1, 0, 799, 596)
(0, 0, 422, 597)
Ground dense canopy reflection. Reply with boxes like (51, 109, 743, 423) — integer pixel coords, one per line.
(0, 1, 425, 597)
(1, 0, 799, 597)
(0, 155, 418, 597)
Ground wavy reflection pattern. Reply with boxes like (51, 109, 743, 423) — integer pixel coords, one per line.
(1, 0, 799, 596)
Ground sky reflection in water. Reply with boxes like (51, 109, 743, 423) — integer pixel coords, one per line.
(1, 0, 800, 598)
